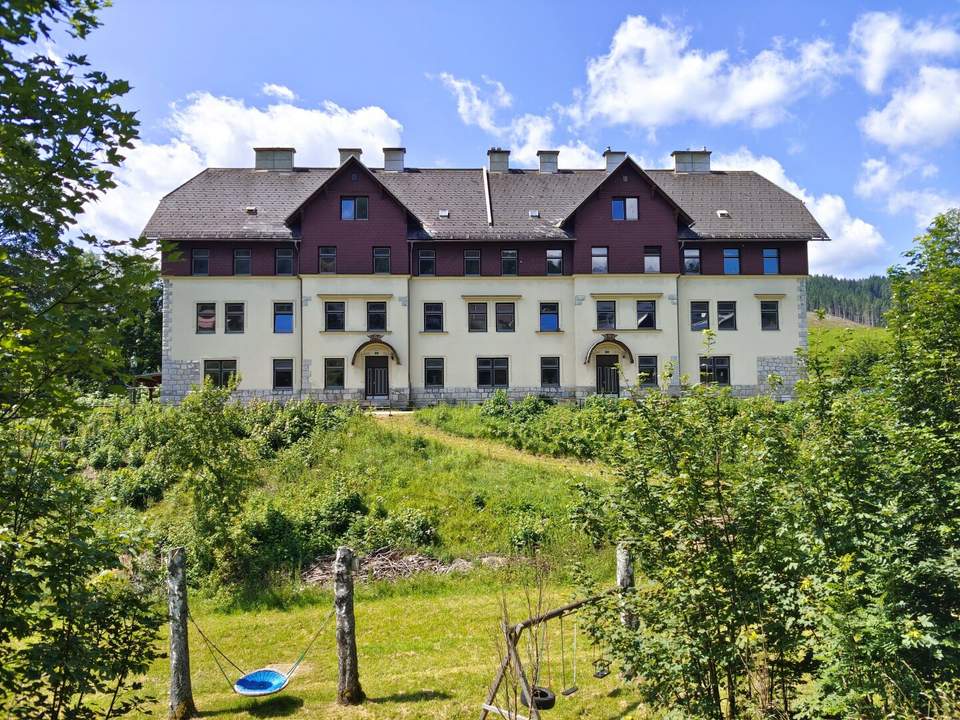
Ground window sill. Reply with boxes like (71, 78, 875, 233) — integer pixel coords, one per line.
(318, 329, 393, 335)
(419, 330, 448, 335)
(535, 330, 564, 334)
(592, 328, 661, 333)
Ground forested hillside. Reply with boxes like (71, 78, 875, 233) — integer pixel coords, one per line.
(807, 274, 891, 325)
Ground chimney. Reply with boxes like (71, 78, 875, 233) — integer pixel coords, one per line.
(254, 147, 295, 170)
(537, 150, 559, 174)
(487, 147, 510, 173)
(603, 147, 627, 173)
(338, 147, 362, 165)
(383, 147, 406, 172)
(671, 148, 711, 173)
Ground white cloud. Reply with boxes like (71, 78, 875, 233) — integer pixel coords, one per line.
(886, 188, 960, 227)
(860, 66, 960, 149)
(713, 148, 888, 277)
(261, 83, 296, 101)
(854, 157, 904, 199)
(78, 92, 403, 240)
(850, 12, 960, 93)
(565, 15, 841, 131)
(436, 72, 510, 134)
(855, 156, 958, 226)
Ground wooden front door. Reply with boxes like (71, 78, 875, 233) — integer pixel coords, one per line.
(365, 356, 389, 398)
(596, 355, 620, 395)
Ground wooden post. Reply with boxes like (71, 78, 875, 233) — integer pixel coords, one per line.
(616, 542, 636, 630)
(167, 547, 196, 720)
(335, 546, 364, 705)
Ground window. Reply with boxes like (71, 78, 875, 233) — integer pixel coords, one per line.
(761, 300, 780, 331)
(418, 249, 436, 276)
(717, 301, 737, 330)
(464, 249, 481, 276)
(691, 301, 709, 331)
(233, 249, 251, 275)
(273, 302, 293, 333)
(683, 248, 701, 274)
(325, 301, 345, 331)
(367, 301, 386, 332)
(196, 303, 216, 333)
(424, 302, 443, 332)
(541, 357, 560, 387)
(468, 302, 487, 332)
(424, 358, 444, 388)
(636, 300, 656, 329)
(637, 356, 657, 386)
(612, 197, 638, 221)
(592, 247, 609, 274)
(700, 356, 731, 385)
(495, 302, 515, 332)
(477, 357, 509, 388)
(275, 248, 294, 275)
(319, 246, 337, 273)
(225, 303, 244, 333)
(203, 360, 236, 388)
(192, 249, 209, 276)
(501, 249, 518, 276)
(644, 246, 661, 273)
(597, 300, 616, 330)
(324, 358, 345, 389)
(373, 247, 391, 274)
(763, 248, 780, 275)
(273, 359, 294, 390)
(340, 196, 368, 220)
(539, 303, 559, 332)
(546, 249, 563, 275)
(723, 248, 741, 275)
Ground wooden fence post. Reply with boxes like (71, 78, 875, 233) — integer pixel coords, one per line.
(616, 542, 637, 630)
(335, 546, 364, 705)
(167, 547, 196, 720)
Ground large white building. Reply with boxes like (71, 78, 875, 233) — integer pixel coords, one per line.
(146, 146, 826, 405)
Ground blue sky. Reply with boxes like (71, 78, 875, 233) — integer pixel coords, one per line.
(61, 1, 960, 277)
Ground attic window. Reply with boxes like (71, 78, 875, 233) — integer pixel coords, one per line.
(438, 209, 450, 219)
(245, 206, 258, 215)
(716, 209, 731, 219)
(528, 210, 540, 218)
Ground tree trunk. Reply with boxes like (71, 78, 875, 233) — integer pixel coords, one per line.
(335, 546, 364, 705)
(166, 547, 196, 720)
(616, 542, 637, 630)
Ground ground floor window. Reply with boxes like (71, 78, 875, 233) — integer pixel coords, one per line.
(273, 358, 293, 389)
(225, 302, 244, 333)
(203, 359, 236, 387)
(540, 357, 560, 387)
(699, 356, 731, 385)
(477, 357, 508, 388)
(424, 357, 444, 388)
(324, 358, 345, 389)
(637, 356, 658, 386)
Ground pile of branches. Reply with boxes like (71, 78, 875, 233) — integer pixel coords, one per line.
(302, 548, 450, 585)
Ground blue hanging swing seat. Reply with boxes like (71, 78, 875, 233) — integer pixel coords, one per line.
(234, 668, 291, 697)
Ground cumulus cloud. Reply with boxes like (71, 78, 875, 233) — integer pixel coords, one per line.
(713, 148, 888, 277)
(860, 66, 960, 149)
(436, 72, 511, 134)
(855, 156, 958, 226)
(78, 92, 403, 240)
(261, 83, 296, 101)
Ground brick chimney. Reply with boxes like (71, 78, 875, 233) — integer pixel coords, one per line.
(338, 148, 362, 165)
(383, 147, 406, 172)
(672, 148, 711, 173)
(603, 147, 627, 173)
(487, 147, 510, 173)
(537, 150, 559, 174)
(254, 147, 295, 170)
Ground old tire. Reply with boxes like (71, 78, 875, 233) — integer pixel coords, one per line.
(520, 686, 556, 710)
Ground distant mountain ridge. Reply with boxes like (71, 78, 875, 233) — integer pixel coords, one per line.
(806, 275, 891, 327)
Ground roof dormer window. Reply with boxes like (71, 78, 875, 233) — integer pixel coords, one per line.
(716, 209, 731, 219)
(438, 209, 450, 219)
(528, 210, 540, 218)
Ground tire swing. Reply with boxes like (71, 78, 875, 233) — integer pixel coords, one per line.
(521, 614, 556, 711)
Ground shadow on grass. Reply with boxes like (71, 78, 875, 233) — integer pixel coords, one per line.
(368, 689, 453, 704)
(198, 695, 304, 718)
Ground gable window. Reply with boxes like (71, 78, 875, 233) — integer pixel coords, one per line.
(592, 247, 609, 274)
(644, 246, 661, 273)
(691, 301, 709, 331)
(203, 360, 236, 388)
(192, 249, 209, 276)
(373, 247, 391, 274)
(540, 357, 560, 387)
(366, 301, 386, 332)
(597, 300, 616, 330)
(637, 356, 658, 386)
(539, 302, 559, 332)
(273, 359, 294, 390)
(225, 303, 245, 333)
(324, 358, 345, 389)
(275, 248, 294, 275)
(424, 358, 444, 388)
(196, 303, 216, 334)
(723, 248, 741, 275)
(700, 356, 731, 385)
(501, 249, 518, 276)
(319, 246, 337, 273)
(477, 357, 508, 388)
(683, 247, 701, 274)
(468, 302, 487, 332)
(464, 249, 481, 276)
(546, 249, 563, 275)
(761, 300, 780, 331)
(718, 301, 737, 330)
(233, 249, 251, 275)
(340, 196, 368, 221)
(612, 197, 638, 221)
(763, 248, 780, 275)
(273, 302, 293, 333)
(424, 302, 444, 332)
(325, 301, 345, 331)
(418, 249, 436, 276)
(495, 302, 515, 332)
(636, 300, 656, 329)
